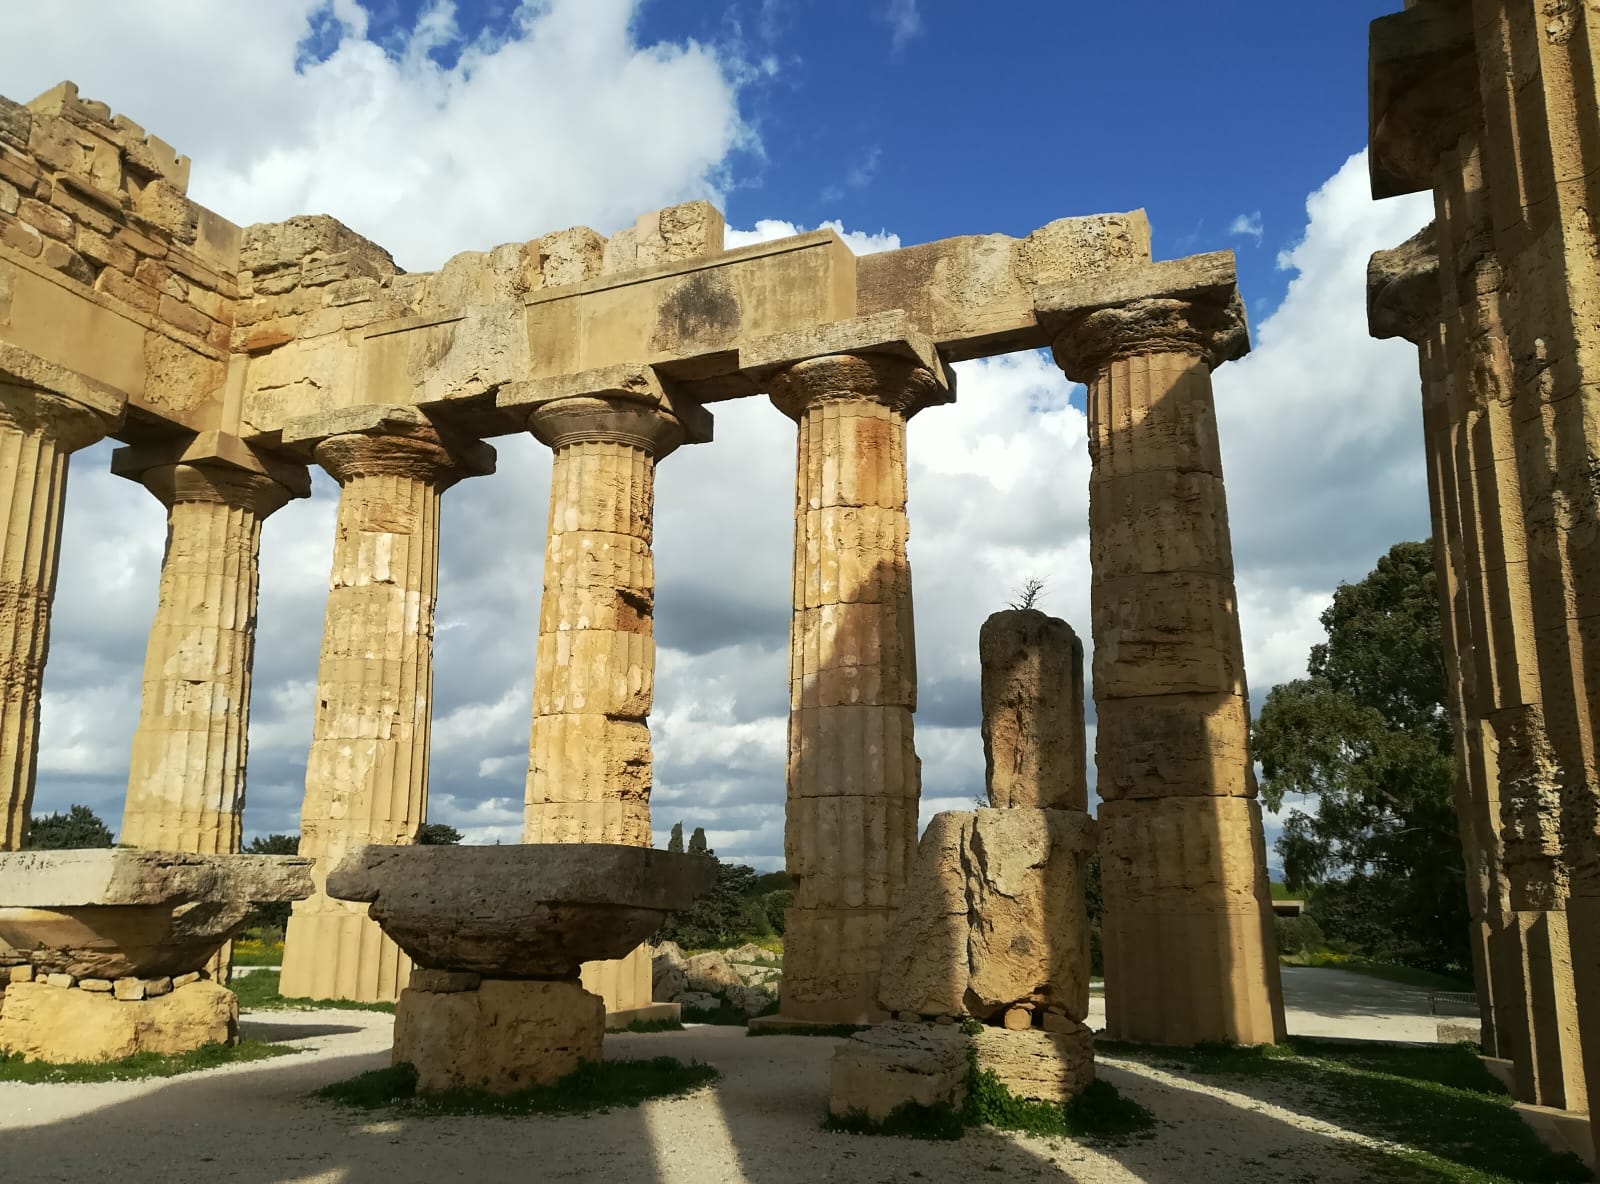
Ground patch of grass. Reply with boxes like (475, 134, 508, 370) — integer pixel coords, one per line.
(622, 1017, 684, 1033)
(966, 1071, 1155, 1145)
(747, 1023, 864, 1038)
(1097, 1037, 1590, 1184)
(824, 1101, 965, 1140)
(0, 1040, 293, 1084)
(681, 996, 775, 1026)
(314, 1056, 719, 1116)
(230, 970, 395, 1014)
(1281, 953, 1473, 993)
(230, 937, 283, 967)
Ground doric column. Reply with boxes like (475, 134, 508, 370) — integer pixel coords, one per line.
(768, 352, 941, 1023)
(0, 383, 116, 850)
(1050, 282, 1287, 1046)
(519, 381, 701, 1017)
(118, 445, 307, 853)
(279, 413, 493, 1003)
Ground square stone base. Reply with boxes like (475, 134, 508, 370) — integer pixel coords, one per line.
(393, 978, 604, 1094)
(971, 1022, 1094, 1104)
(1514, 1102, 1594, 1167)
(829, 1022, 969, 1121)
(0, 980, 236, 1063)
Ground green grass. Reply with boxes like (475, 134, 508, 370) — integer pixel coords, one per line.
(314, 1056, 719, 1116)
(0, 1040, 293, 1083)
(230, 938, 284, 967)
(1270, 882, 1298, 901)
(622, 1017, 685, 1033)
(681, 996, 777, 1025)
(825, 1101, 966, 1140)
(230, 970, 395, 1014)
(747, 1023, 865, 1039)
(1097, 1037, 1590, 1183)
(1281, 953, 1474, 993)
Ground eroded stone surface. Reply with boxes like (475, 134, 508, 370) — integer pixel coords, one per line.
(325, 844, 715, 977)
(878, 809, 1095, 1022)
(980, 610, 1086, 811)
(393, 978, 603, 1094)
(828, 1022, 969, 1121)
(970, 1023, 1094, 1103)
(0, 979, 236, 1062)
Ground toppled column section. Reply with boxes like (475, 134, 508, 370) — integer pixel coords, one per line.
(499, 365, 711, 1022)
(0, 375, 122, 850)
(279, 407, 494, 1004)
(327, 844, 714, 1094)
(980, 609, 1087, 810)
(761, 320, 950, 1024)
(115, 438, 309, 853)
(0, 848, 311, 1063)
(1041, 253, 1285, 1047)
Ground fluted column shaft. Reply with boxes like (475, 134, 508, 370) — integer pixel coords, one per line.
(280, 429, 470, 1003)
(0, 384, 111, 850)
(1053, 298, 1286, 1047)
(769, 354, 937, 1023)
(119, 464, 297, 853)
(523, 395, 686, 1015)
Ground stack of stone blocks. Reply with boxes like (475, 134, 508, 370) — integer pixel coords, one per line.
(830, 608, 1096, 1120)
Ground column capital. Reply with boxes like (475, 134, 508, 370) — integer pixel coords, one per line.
(502, 364, 712, 460)
(113, 430, 311, 515)
(0, 383, 114, 452)
(314, 426, 495, 490)
(769, 353, 944, 422)
(1048, 294, 1249, 384)
(1368, 223, 1442, 346)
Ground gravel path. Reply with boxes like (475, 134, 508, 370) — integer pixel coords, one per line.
(0, 982, 1433, 1184)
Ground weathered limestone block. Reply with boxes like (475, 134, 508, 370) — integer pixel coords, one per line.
(980, 610, 1086, 810)
(118, 454, 306, 854)
(0, 848, 312, 979)
(394, 978, 603, 1094)
(324, 844, 716, 979)
(878, 809, 1094, 1022)
(0, 980, 236, 1063)
(828, 1022, 969, 1120)
(684, 952, 742, 995)
(0, 382, 118, 850)
(970, 1023, 1094, 1104)
(280, 412, 493, 1004)
(1097, 796, 1284, 1045)
(652, 943, 687, 1002)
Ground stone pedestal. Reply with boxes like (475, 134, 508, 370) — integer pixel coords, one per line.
(119, 457, 304, 853)
(0, 978, 237, 1063)
(394, 976, 603, 1094)
(0, 384, 115, 850)
(280, 416, 492, 1004)
(769, 353, 940, 1023)
(520, 391, 693, 1017)
(1049, 285, 1285, 1047)
(980, 610, 1087, 811)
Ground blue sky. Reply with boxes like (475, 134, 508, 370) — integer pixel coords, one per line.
(2, 1, 1434, 871)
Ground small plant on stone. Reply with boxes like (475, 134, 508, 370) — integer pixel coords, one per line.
(1008, 577, 1047, 612)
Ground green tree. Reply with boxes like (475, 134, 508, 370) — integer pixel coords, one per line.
(667, 821, 684, 854)
(657, 856, 766, 948)
(415, 823, 462, 845)
(26, 805, 113, 849)
(1253, 540, 1466, 971)
(245, 833, 299, 855)
(687, 827, 709, 857)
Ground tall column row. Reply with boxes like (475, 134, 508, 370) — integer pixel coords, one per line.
(0, 383, 117, 850)
(1050, 293, 1287, 1047)
(769, 354, 938, 1024)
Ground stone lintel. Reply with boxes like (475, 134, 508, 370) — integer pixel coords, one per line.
(1034, 251, 1238, 326)
(1369, 3, 1478, 199)
(279, 403, 497, 477)
(110, 428, 312, 498)
(0, 341, 126, 426)
(0, 848, 313, 909)
(739, 311, 955, 407)
(498, 362, 715, 446)
(1368, 223, 1442, 343)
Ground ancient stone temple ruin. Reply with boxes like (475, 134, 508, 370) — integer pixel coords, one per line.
(1366, 0, 1600, 1152)
(0, 80, 1284, 1046)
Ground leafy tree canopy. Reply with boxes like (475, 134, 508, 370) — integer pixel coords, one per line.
(26, 805, 113, 849)
(1253, 540, 1465, 971)
(416, 823, 462, 846)
(667, 822, 684, 854)
(245, 833, 299, 855)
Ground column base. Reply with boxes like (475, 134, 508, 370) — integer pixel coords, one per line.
(779, 908, 896, 1024)
(1099, 796, 1286, 1046)
(1504, 907, 1586, 1110)
(281, 906, 411, 1003)
(0, 979, 236, 1063)
(1513, 1102, 1594, 1169)
(393, 978, 603, 1095)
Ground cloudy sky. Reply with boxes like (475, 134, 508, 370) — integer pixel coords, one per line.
(5, 0, 1433, 870)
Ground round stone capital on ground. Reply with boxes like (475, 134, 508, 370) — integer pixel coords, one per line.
(768, 353, 943, 421)
(526, 394, 687, 459)
(1049, 294, 1249, 383)
(137, 461, 300, 516)
(0, 382, 113, 452)
(313, 426, 473, 490)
